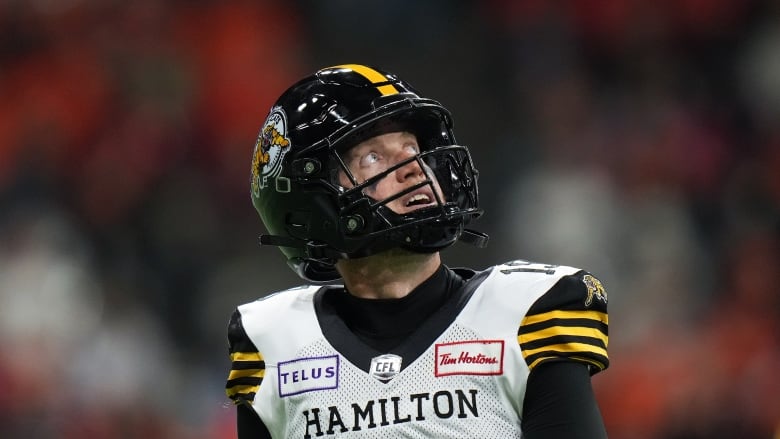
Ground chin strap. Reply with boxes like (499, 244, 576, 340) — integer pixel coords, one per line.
(259, 234, 302, 248)
(262, 227, 488, 264)
(458, 229, 489, 248)
(259, 235, 346, 260)
(262, 229, 489, 253)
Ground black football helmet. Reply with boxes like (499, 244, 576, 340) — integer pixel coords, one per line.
(250, 64, 487, 282)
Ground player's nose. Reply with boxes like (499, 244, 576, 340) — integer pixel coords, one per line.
(394, 150, 424, 183)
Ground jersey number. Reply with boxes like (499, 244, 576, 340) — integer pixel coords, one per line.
(499, 260, 557, 275)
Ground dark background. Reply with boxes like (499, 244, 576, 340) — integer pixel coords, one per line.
(0, 0, 778, 437)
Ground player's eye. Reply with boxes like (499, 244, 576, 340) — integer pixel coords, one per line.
(403, 144, 420, 155)
(360, 151, 381, 168)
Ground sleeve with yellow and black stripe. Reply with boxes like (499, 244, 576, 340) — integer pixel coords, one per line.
(225, 309, 266, 407)
(517, 271, 609, 375)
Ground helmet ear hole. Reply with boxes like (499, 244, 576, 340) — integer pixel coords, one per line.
(292, 158, 322, 176)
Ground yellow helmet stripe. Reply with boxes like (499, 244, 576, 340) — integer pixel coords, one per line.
(332, 64, 399, 96)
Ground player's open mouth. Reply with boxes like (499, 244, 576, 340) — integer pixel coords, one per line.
(406, 193, 431, 207)
(400, 189, 437, 212)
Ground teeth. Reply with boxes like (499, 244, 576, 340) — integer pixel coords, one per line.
(406, 194, 431, 206)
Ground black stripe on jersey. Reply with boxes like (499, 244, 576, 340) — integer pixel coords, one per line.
(226, 375, 264, 389)
(229, 360, 266, 370)
(226, 375, 264, 388)
(524, 350, 609, 371)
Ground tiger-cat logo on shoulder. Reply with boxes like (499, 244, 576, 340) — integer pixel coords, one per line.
(582, 274, 607, 307)
(251, 106, 291, 195)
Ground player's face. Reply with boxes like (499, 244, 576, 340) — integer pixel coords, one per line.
(339, 131, 444, 214)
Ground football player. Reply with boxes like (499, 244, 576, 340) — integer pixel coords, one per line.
(226, 64, 609, 438)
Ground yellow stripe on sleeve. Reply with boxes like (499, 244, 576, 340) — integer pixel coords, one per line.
(230, 351, 263, 362)
(227, 367, 265, 381)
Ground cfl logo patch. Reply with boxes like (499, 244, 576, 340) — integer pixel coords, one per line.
(369, 354, 402, 381)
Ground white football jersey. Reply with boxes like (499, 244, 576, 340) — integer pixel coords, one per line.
(226, 261, 609, 438)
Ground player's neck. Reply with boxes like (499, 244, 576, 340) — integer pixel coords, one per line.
(336, 249, 441, 300)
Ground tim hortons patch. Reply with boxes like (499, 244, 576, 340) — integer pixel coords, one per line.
(434, 340, 504, 377)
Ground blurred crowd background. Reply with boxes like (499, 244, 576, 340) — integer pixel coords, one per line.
(1, 0, 778, 438)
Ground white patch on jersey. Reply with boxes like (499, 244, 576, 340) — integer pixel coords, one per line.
(434, 340, 505, 377)
(277, 355, 339, 397)
(369, 353, 403, 381)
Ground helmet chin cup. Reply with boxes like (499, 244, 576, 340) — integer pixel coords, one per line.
(251, 64, 486, 282)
